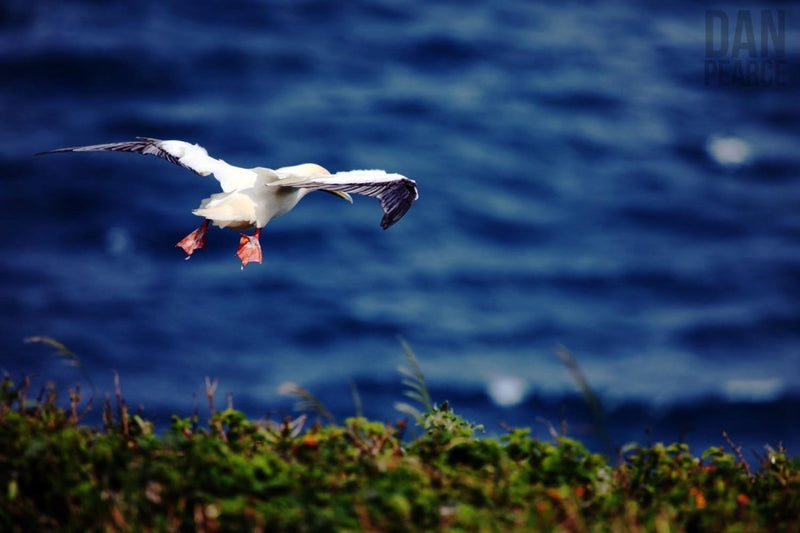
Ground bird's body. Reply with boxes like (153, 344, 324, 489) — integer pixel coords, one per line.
(39, 138, 418, 267)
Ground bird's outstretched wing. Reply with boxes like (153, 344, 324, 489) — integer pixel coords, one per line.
(38, 137, 214, 175)
(38, 137, 257, 192)
(271, 169, 419, 229)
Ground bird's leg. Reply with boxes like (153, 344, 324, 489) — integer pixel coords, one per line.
(176, 219, 210, 259)
(236, 228, 262, 268)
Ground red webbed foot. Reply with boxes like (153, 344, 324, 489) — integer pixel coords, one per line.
(176, 220, 210, 259)
(236, 228, 262, 268)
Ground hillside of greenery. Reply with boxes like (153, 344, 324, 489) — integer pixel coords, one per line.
(1, 365, 799, 532)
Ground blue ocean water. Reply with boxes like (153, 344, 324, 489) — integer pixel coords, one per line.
(1, 0, 799, 455)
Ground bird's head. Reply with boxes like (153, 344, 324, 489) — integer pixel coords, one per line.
(276, 163, 330, 177)
(276, 163, 353, 203)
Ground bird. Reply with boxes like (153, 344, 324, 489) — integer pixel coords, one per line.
(38, 137, 419, 267)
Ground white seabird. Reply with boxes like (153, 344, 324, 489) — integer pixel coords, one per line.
(39, 137, 419, 267)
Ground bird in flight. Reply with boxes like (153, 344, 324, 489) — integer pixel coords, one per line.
(39, 137, 418, 267)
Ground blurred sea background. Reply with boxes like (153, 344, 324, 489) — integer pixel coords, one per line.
(2, 0, 799, 455)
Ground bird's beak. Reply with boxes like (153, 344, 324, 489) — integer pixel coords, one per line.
(324, 190, 353, 203)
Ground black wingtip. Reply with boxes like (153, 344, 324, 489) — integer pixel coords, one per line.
(35, 147, 81, 156)
(380, 214, 399, 230)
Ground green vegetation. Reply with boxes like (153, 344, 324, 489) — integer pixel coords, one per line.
(1, 373, 798, 532)
(2, 338, 798, 531)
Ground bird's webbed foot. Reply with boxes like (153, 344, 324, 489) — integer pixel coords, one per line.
(176, 219, 210, 259)
(236, 228, 262, 268)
